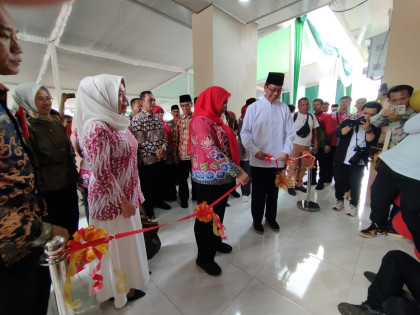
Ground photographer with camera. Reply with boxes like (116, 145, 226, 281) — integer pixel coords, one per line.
(332, 102, 382, 216)
(370, 85, 417, 149)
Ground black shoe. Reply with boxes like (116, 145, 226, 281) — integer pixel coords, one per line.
(363, 271, 376, 283)
(109, 289, 146, 302)
(315, 183, 325, 190)
(230, 190, 240, 198)
(295, 186, 307, 193)
(165, 196, 177, 202)
(253, 222, 264, 234)
(217, 242, 232, 253)
(287, 188, 296, 196)
(338, 302, 384, 314)
(226, 203, 230, 207)
(181, 200, 188, 208)
(196, 259, 222, 276)
(267, 220, 280, 232)
(359, 223, 387, 238)
(155, 202, 171, 210)
(127, 289, 146, 302)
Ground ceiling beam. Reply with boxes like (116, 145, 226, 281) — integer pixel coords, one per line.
(37, 1, 74, 83)
(17, 33, 189, 74)
(57, 44, 188, 73)
(126, 0, 192, 29)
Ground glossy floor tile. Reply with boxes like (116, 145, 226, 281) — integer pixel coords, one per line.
(48, 170, 416, 314)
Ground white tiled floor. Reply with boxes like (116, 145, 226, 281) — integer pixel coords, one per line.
(49, 171, 416, 315)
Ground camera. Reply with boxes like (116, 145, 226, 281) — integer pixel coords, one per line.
(348, 145, 366, 165)
(348, 116, 366, 128)
(394, 105, 406, 115)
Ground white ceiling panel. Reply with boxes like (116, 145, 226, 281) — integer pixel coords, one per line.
(2, 0, 393, 102)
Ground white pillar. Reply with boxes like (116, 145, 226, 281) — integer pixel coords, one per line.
(192, 5, 258, 114)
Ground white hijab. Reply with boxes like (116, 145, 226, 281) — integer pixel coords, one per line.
(74, 74, 130, 145)
(12, 82, 50, 119)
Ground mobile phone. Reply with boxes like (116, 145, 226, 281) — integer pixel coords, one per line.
(394, 105, 406, 115)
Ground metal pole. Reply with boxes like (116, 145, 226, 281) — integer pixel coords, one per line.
(39, 236, 74, 315)
(297, 149, 320, 212)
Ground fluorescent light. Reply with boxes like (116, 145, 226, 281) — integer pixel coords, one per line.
(239, 0, 249, 3)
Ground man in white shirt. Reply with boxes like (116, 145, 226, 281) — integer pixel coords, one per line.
(287, 97, 319, 196)
(241, 72, 295, 234)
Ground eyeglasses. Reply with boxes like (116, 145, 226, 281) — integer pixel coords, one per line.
(35, 97, 53, 102)
(266, 86, 283, 94)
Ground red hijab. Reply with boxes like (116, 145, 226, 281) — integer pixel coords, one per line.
(153, 105, 172, 147)
(240, 104, 248, 119)
(190, 86, 240, 165)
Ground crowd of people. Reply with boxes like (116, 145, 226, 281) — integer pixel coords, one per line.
(1, 3, 420, 315)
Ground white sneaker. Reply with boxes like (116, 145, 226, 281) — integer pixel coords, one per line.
(347, 204, 357, 217)
(333, 200, 344, 211)
(242, 195, 249, 202)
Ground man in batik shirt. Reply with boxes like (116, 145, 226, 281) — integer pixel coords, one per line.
(173, 94, 194, 208)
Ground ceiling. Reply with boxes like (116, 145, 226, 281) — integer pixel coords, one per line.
(2, 0, 393, 108)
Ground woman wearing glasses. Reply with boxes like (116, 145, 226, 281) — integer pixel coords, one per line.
(12, 83, 79, 237)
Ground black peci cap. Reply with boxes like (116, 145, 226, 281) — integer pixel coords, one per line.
(266, 72, 285, 86)
(179, 94, 192, 103)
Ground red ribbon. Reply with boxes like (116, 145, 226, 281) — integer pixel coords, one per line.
(265, 153, 273, 162)
(64, 182, 242, 256)
(15, 105, 29, 139)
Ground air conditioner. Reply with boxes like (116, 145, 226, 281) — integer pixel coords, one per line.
(366, 31, 389, 80)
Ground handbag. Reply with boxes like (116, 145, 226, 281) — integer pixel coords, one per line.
(139, 206, 161, 260)
(294, 113, 312, 138)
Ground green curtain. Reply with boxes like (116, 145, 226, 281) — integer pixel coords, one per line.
(346, 84, 352, 98)
(335, 80, 353, 104)
(306, 19, 352, 76)
(293, 15, 306, 105)
(305, 85, 319, 113)
(335, 80, 344, 104)
(282, 92, 290, 104)
(345, 84, 355, 112)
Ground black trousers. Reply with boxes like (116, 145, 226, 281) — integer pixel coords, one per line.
(314, 148, 329, 184)
(370, 162, 420, 250)
(178, 160, 192, 203)
(139, 161, 165, 218)
(42, 184, 79, 237)
(333, 163, 365, 207)
(324, 145, 335, 182)
(163, 162, 177, 200)
(193, 182, 229, 263)
(240, 160, 251, 196)
(251, 167, 279, 224)
(0, 248, 50, 315)
(368, 250, 420, 312)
